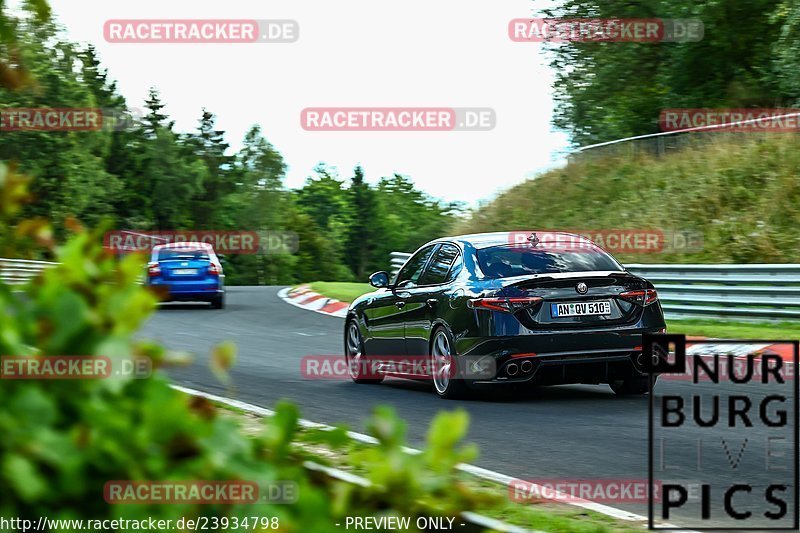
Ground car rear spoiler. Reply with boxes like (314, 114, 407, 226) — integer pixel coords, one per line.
(496, 270, 628, 288)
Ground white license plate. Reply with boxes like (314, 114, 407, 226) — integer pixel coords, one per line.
(551, 301, 611, 317)
(173, 269, 197, 275)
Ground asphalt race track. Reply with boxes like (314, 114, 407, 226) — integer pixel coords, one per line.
(140, 286, 797, 527)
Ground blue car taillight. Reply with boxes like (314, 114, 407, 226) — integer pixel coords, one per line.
(147, 262, 161, 277)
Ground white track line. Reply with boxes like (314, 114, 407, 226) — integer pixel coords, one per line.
(171, 384, 698, 528)
(270, 290, 701, 530)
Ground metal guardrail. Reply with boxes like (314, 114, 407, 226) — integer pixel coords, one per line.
(390, 252, 800, 322)
(626, 264, 800, 321)
(7, 254, 799, 322)
(0, 258, 57, 285)
(390, 252, 412, 278)
(1, 256, 151, 287)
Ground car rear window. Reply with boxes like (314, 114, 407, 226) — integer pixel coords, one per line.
(476, 245, 622, 279)
(157, 249, 210, 261)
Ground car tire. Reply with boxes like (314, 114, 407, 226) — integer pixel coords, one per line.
(345, 319, 383, 384)
(211, 294, 225, 309)
(610, 376, 656, 395)
(430, 326, 469, 400)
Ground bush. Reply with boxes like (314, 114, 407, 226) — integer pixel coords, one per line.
(0, 166, 493, 531)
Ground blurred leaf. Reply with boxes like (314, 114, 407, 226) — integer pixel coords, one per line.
(2, 454, 47, 502)
(210, 340, 236, 385)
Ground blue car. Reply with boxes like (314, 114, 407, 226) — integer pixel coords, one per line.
(146, 243, 225, 309)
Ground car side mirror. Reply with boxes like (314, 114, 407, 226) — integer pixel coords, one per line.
(369, 271, 390, 289)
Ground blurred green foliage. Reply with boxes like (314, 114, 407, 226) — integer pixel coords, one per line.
(0, 169, 493, 530)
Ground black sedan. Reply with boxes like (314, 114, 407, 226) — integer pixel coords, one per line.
(344, 232, 666, 399)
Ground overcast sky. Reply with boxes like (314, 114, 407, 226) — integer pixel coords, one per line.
(44, 0, 570, 205)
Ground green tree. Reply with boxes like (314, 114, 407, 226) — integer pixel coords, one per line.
(0, 0, 50, 89)
(0, 18, 120, 231)
(222, 125, 292, 285)
(344, 165, 377, 279)
(770, 0, 800, 103)
(546, 0, 785, 145)
(143, 87, 171, 135)
(295, 165, 354, 280)
(371, 174, 460, 265)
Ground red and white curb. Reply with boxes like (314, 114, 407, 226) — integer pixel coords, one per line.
(278, 285, 349, 318)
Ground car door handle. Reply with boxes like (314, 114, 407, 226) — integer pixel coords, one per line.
(395, 301, 406, 309)
(426, 299, 438, 308)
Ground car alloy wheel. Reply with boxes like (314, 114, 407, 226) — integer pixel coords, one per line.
(345, 320, 383, 384)
(431, 330, 453, 394)
(430, 327, 468, 399)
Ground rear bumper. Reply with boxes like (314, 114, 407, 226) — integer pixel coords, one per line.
(147, 279, 224, 301)
(455, 327, 661, 386)
(165, 291, 224, 302)
(469, 349, 648, 386)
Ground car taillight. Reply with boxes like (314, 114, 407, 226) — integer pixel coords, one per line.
(619, 289, 658, 306)
(147, 263, 160, 277)
(467, 297, 543, 313)
(208, 263, 221, 276)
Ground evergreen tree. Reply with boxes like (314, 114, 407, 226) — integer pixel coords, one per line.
(345, 165, 377, 278)
(143, 87, 171, 135)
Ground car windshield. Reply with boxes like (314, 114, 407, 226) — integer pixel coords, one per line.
(476, 244, 623, 279)
(157, 249, 210, 261)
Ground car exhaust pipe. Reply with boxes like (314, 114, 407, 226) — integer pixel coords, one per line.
(506, 363, 519, 376)
(520, 360, 533, 373)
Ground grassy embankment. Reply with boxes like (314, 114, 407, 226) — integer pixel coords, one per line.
(457, 134, 800, 265)
(309, 281, 372, 303)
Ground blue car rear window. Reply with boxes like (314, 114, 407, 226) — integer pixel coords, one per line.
(158, 249, 210, 261)
(477, 245, 622, 278)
